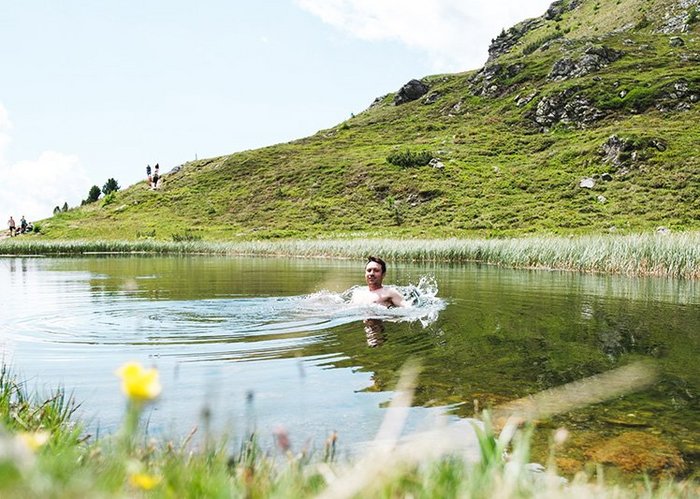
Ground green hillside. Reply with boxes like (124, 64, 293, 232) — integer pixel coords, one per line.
(41, 0, 700, 241)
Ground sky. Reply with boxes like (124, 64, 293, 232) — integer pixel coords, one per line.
(0, 0, 553, 223)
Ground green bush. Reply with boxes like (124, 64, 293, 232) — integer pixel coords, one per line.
(102, 192, 116, 206)
(136, 229, 156, 239)
(386, 149, 434, 168)
(171, 230, 202, 242)
(622, 86, 660, 110)
(597, 85, 660, 111)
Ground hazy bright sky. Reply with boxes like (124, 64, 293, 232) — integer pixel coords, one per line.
(1, 0, 553, 222)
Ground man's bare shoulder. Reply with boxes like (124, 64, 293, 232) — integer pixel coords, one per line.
(379, 286, 407, 307)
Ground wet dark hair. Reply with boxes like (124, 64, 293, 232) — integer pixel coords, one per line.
(366, 256, 386, 274)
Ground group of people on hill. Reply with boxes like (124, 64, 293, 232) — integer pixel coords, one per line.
(146, 164, 162, 190)
(7, 215, 31, 237)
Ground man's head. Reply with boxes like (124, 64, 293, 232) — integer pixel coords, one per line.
(365, 256, 387, 290)
(367, 256, 386, 274)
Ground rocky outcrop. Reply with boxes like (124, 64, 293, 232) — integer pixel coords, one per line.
(533, 87, 604, 129)
(669, 35, 685, 47)
(656, 78, 699, 111)
(601, 135, 632, 167)
(487, 18, 543, 61)
(656, 0, 700, 33)
(423, 92, 442, 105)
(486, 0, 588, 61)
(470, 62, 525, 97)
(549, 45, 624, 80)
(515, 90, 539, 107)
(394, 79, 430, 105)
(544, 0, 583, 21)
(369, 94, 389, 109)
(599, 134, 667, 173)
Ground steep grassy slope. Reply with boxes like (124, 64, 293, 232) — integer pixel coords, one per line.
(41, 0, 700, 241)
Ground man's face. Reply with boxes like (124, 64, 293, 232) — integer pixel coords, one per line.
(365, 261, 384, 288)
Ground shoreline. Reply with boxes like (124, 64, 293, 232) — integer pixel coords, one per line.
(1, 232, 699, 279)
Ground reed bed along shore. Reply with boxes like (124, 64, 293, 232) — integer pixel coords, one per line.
(1, 232, 699, 279)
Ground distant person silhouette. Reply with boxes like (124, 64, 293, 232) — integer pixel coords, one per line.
(8, 216, 16, 237)
(152, 163, 160, 189)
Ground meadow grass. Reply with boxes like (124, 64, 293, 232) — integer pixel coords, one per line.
(2, 232, 699, 279)
(0, 362, 697, 498)
(21, 3, 699, 244)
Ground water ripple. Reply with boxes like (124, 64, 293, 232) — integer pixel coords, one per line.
(7, 281, 446, 364)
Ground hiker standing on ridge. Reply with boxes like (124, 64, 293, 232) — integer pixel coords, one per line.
(8, 216, 16, 237)
(146, 164, 152, 187)
(152, 164, 160, 189)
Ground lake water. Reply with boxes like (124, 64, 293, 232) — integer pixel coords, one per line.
(1, 256, 698, 470)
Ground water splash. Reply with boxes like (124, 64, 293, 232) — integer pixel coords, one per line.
(394, 275, 445, 327)
(303, 274, 446, 328)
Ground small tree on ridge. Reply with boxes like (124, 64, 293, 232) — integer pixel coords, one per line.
(86, 185, 101, 203)
(102, 178, 120, 196)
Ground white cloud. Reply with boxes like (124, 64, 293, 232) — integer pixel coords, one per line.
(0, 103, 91, 224)
(295, 0, 553, 71)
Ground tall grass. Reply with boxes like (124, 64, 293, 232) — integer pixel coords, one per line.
(2, 233, 699, 278)
(0, 364, 82, 455)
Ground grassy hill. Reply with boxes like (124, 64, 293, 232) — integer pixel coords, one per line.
(41, 0, 700, 241)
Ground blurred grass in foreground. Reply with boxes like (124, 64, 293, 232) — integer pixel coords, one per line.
(0, 361, 697, 498)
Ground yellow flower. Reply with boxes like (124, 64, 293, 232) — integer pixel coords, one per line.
(18, 430, 50, 451)
(116, 362, 162, 401)
(129, 472, 162, 490)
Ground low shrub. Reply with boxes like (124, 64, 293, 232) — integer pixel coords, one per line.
(171, 230, 202, 242)
(689, 8, 699, 25)
(386, 149, 434, 168)
(597, 85, 661, 112)
(102, 192, 117, 206)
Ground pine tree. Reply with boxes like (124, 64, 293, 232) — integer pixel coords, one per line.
(86, 185, 101, 203)
(102, 178, 120, 195)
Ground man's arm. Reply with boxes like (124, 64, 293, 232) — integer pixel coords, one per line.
(387, 288, 407, 307)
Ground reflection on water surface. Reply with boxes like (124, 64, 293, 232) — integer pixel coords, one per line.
(1, 255, 698, 474)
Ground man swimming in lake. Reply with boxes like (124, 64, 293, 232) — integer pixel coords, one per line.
(351, 256, 407, 307)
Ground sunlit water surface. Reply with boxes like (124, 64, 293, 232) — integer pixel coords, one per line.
(1, 256, 698, 468)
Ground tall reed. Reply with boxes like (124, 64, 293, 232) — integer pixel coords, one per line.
(2, 232, 699, 278)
